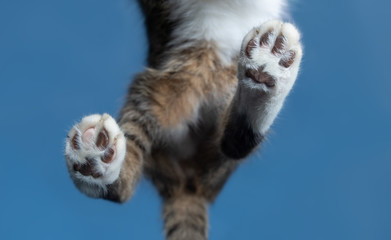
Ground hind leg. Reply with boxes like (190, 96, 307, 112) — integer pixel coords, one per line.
(221, 20, 303, 159)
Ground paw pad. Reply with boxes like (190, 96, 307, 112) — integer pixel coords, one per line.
(71, 133, 80, 150)
(246, 39, 257, 58)
(245, 66, 276, 87)
(279, 50, 296, 68)
(96, 129, 109, 149)
(101, 147, 115, 163)
(259, 30, 272, 47)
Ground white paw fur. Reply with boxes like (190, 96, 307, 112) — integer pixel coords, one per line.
(65, 114, 126, 197)
(237, 20, 303, 135)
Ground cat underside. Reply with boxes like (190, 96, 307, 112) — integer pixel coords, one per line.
(64, 0, 302, 239)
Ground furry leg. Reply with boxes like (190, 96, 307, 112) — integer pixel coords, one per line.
(163, 195, 208, 240)
(221, 20, 303, 159)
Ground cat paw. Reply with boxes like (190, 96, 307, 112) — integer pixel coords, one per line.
(235, 21, 303, 135)
(65, 114, 126, 194)
(239, 20, 302, 94)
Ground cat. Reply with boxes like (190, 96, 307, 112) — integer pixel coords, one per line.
(64, 0, 302, 239)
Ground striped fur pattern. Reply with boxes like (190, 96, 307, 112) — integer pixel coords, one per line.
(64, 1, 302, 239)
(163, 195, 208, 240)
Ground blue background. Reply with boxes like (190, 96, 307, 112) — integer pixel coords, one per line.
(1, 0, 390, 239)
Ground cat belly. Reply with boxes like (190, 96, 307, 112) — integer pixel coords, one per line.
(169, 0, 287, 65)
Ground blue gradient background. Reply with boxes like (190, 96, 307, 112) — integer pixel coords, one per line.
(1, 0, 390, 239)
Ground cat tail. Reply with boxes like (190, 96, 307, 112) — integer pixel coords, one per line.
(163, 194, 209, 240)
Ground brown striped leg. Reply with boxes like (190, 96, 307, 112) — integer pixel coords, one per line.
(104, 115, 154, 203)
(102, 134, 147, 202)
(163, 195, 208, 240)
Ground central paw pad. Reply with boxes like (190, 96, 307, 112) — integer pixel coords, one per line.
(245, 66, 276, 87)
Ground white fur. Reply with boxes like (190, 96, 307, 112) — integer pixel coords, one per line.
(65, 114, 126, 197)
(169, 0, 287, 65)
(237, 20, 302, 134)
